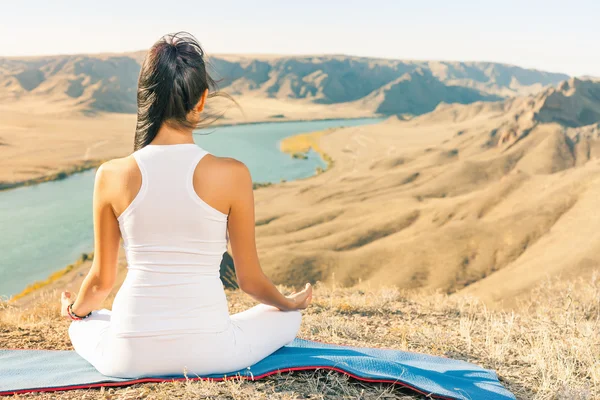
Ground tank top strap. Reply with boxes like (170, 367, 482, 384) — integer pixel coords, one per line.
(186, 146, 210, 180)
(131, 149, 149, 181)
(185, 147, 228, 221)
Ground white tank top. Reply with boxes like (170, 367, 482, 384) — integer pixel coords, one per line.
(111, 143, 231, 337)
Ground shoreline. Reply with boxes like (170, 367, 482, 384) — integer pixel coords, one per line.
(8, 252, 94, 303)
(208, 114, 382, 129)
(0, 159, 107, 193)
(0, 116, 379, 193)
(4, 119, 364, 302)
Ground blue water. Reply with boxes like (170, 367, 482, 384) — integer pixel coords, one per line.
(0, 118, 382, 298)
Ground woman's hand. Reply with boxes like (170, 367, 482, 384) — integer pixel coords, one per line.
(285, 283, 313, 311)
(60, 291, 75, 318)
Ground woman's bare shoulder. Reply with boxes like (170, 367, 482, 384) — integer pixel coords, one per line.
(97, 155, 138, 178)
(95, 155, 140, 192)
(192, 155, 252, 215)
(201, 154, 252, 185)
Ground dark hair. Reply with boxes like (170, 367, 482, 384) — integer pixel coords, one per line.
(134, 32, 232, 150)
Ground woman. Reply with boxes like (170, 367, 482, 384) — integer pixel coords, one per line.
(60, 32, 313, 378)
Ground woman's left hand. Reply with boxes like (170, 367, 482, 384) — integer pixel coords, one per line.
(60, 291, 75, 318)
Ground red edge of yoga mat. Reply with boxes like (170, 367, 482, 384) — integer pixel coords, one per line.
(1, 338, 465, 400)
(0, 365, 455, 399)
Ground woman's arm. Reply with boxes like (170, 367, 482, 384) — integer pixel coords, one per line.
(62, 163, 121, 317)
(227, 161, 312, 311)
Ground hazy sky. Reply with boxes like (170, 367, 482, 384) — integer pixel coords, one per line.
(1, 0, 598, 76)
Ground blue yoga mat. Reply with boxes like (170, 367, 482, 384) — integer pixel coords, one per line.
(0, 339, 515, 399)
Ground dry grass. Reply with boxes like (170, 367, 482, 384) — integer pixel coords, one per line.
(2, 276, 599, 400)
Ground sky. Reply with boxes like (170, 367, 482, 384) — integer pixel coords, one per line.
(1, 0, 598, 77)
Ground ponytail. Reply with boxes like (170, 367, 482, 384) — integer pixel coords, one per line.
(133, 32, 237, 151)
(134, 42, 179, 150)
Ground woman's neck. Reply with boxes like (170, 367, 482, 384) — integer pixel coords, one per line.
(151, 123, 195, 145)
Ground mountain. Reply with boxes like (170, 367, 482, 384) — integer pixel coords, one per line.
(0, 53, 569, 116)
(249, 79, 600, 307)
(357, 68, 502, 115)
(0, 53, 144, 114)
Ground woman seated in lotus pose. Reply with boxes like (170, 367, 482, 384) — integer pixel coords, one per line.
(60, 32, 312, 378)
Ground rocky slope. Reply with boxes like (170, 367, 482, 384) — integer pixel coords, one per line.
(248, 79, 600, 306)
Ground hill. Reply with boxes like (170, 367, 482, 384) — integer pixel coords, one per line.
(357, 68, 502, 115)
(532, 78, 600, 127)
(252, 78, 600, 307)
(0, 53, 569, 116)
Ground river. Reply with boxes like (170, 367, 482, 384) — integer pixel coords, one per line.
(0, 118, 382, 297)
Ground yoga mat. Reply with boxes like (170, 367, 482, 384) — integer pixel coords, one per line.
(0, 339, 515, 399)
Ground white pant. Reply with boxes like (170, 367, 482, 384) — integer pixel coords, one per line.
(69, 304, 302, 378)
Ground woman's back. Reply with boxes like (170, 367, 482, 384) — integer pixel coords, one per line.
(64, 32, 311, 379)
(112, 144, 231, 337)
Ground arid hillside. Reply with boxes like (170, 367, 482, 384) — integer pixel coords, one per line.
(252, 78, 600, 306)
(0, 53, 568, 116)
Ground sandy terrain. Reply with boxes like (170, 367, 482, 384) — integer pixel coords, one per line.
(0, 106, 134, 186)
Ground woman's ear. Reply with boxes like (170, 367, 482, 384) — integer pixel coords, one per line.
(195, 89, 209, 113)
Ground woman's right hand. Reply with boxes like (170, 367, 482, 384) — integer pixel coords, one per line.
(285, 283, 313, 310)
(60, 291, 75, 319)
